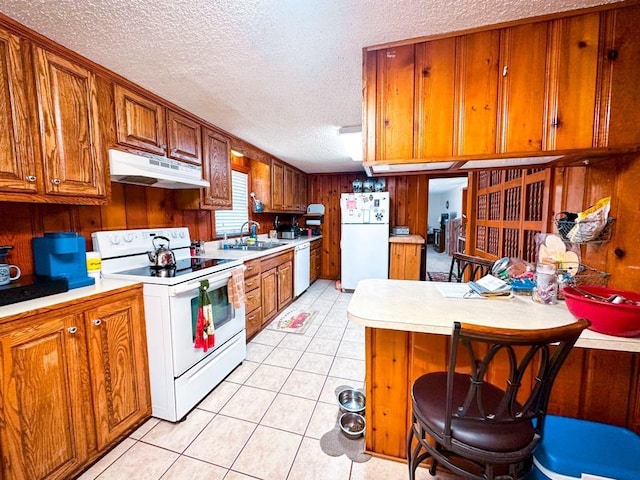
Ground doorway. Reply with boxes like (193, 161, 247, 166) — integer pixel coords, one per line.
(425, 177, 468, 279)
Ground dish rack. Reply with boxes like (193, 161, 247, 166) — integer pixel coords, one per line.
(560, 264, 610, 287)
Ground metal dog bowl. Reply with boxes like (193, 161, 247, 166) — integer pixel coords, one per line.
(339, 412, 365, 439)
(337, 388, 365, 414)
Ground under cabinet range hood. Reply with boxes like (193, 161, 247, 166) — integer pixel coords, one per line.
(109, 149, 210, 189)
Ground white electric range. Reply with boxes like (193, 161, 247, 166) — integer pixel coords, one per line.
(92, 227, 246, 422)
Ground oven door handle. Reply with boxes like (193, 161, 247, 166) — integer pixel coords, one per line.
(168, 271, 232, 296)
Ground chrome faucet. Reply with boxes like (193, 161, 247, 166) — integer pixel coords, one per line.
(240, 220, 260, 244)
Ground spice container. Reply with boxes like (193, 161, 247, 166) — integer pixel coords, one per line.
(533, 263, 558, 305)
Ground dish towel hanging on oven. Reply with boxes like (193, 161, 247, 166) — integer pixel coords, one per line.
(228, 266, 246, 309)
(194, 280, 215, 352)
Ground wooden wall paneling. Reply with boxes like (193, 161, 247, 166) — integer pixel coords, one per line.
(75, 205, 104, 250)
(0, 203, 35, 274)
(122, 185, 148, 228)
(365, 327, 410, 458)
(603, 154, 640, 289)
(144, 188, 174, 228)
(581, 349, 635, 426)
(99, 182, 127, 230)
(546, 348, 586, 416)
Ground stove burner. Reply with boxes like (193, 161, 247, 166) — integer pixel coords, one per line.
(150, 264, 177, 270)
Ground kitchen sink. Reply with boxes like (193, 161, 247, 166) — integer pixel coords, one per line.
(227, 241, 287, 251)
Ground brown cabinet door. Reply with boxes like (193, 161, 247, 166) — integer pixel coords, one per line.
(261, 267, 278, 324)
(376, 45, 415, 160)
(598, 4, 640, 148)
(35, 48, 105, 197)
(414, 38, 456, 158)
(202, 128, 231, 208)
(546, 13, 600, 150)
(84, 293, 150, 450)
(114, 84, 166, 155)
(277, 260, 293, 310)
(0, 28, 38, 194)
(498, 22, 549, 153)
(167, 109, 202, 164)
(455, 30, 500, 156)
(271, 160, 284, 210)
(283, 165, 295, 210)
(0, 314, 88, 480)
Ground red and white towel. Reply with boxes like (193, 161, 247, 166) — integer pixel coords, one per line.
(228, 266, 246, 309)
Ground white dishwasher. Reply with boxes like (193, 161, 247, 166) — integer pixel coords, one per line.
(294, 242, 311, 297)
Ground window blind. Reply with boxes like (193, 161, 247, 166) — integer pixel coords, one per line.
(215, 170, 249, 236)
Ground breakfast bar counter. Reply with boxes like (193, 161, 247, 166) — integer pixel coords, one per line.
(347, 279, 640, 460)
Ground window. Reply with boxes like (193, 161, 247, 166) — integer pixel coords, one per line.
(215, 170, 249, 237)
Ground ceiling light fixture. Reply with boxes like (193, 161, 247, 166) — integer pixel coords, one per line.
(338, 126, 363, 162)
(230, 149, 244, 157)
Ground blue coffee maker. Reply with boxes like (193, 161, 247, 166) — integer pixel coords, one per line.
(33, 232, 95, 289)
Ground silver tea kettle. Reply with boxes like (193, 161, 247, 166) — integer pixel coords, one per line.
(147, 236, 176, 269)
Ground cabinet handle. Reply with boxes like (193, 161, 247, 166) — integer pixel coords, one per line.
(51, 178, 61, 185)
(67, 326, 78, 334)
(246, 281, 253, 287)
(247, 294, 254, 300)
(92, 319, 102, 326)
(502, 65, 508, 76)
(248, 314, 255, 321)
(607, 49, 619, 61)
(26, 175, 37, 182)
(160, 144, 167, 150)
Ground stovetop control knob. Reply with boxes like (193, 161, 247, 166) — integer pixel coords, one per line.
(123, 233, 134, 243)
(110, 235, 121, 245)
(179, 230, 186, 238)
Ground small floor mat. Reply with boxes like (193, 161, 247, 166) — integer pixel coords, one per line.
(274, 309, 318, 334)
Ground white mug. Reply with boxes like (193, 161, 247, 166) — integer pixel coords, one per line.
(0, 264, 21, 286)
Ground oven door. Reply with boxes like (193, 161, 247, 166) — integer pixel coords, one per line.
(168, 269, 246, 377)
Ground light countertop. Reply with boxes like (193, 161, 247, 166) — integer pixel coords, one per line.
(0, 278, 141, 320)
(0, 235, 322, 320)
(389, 234, 425, 244)
(347, 279, 640, 353)
(202, 235, 322, 261)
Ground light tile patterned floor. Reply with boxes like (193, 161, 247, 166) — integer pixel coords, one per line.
(78, 279, 452, 480)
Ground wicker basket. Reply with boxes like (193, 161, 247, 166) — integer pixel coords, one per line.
(555, 214, 614, 244)
(571, 265, 610, 287)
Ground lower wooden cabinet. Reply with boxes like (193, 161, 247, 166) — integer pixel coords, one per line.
(260, 250, 294, 327)
(243, 258, 262, 339)
(389, 236, 425, 280)
(310, 239, 321, 284)
(0, 286, 151, 480)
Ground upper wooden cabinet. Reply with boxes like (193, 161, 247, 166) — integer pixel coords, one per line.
(114, 84, 167, 155)
(271, 159, 285, 210)
(455, 30, 500, 156)
(114, 85, 203, 165)
(175, 127, 232, 210)
(166, 109, 202, 165)
(414, 37, 456, 158)
(545, 12, 601, 150)
(498, 22, 549, 153)
(0, 30, 107, 204)
(35, 48, 106, 198)
(597, 4, 640, 148)
(0, 27, 37, 194)
(250, 158, 306, 213)
(364, 4, 640, 165)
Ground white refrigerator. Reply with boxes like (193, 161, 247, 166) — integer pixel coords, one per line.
(340, 192, 390, 290)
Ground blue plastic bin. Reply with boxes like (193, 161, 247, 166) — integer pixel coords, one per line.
(531, 415, 640, 480)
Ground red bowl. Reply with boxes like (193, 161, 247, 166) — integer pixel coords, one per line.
(562, 285, 640, 337)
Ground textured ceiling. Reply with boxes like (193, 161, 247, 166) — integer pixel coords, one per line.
(0, 0, 620, 174)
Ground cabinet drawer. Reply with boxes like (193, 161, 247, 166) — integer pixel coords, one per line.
(246, 307, 262, 339)
(244, 276, 260, 292)
(244, 259, 261, 278)
(245, 287, 262, 313)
